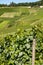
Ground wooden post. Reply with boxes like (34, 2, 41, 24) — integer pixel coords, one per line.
(32, 39, 36, 65)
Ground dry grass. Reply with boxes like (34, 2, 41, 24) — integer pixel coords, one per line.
(0, 12, 19, 18)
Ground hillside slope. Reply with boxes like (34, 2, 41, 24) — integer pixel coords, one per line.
(0, 7, 43, 34)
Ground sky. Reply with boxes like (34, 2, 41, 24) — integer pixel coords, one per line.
(0, 0, 39, 4)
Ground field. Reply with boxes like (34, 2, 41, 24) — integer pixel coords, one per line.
(0, 7, 43, 35)
(0, 7, 43, 65)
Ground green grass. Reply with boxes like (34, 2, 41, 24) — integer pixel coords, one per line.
(0, 7, 43, 35)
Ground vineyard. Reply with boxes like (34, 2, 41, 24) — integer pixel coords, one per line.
(0, 24, 43, 65)
(0, 7, 43, 34)
(0, 7, 43, 65)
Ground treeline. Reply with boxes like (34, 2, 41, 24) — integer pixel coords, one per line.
(0, 0, 43, 7)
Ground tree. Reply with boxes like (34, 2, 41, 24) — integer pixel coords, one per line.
(9, 2, 16, 7)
